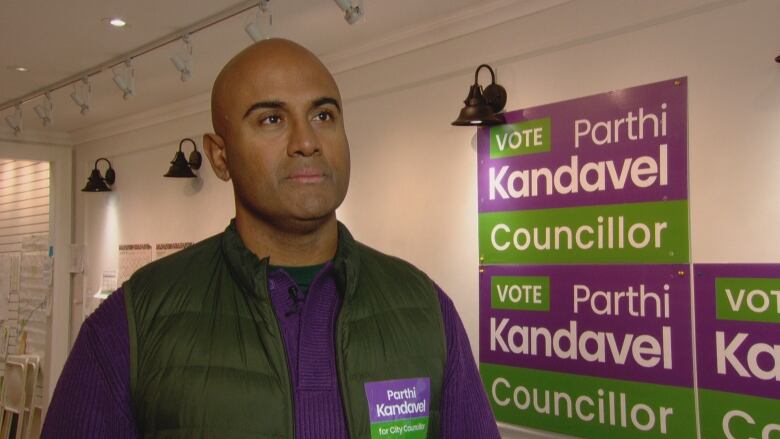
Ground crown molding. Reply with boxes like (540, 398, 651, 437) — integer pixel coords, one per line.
(0, 127, 73, 147)
(71, 93, 211, 145)
(69, 0, 570, 146)
(321, 0, 571, 74)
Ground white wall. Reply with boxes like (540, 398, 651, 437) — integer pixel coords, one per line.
(72, 0, 780, 437)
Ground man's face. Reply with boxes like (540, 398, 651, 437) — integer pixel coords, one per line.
(216, 50, 350, 232)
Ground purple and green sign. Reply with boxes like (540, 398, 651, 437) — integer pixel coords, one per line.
(364, 377, 430, 438)
(478, 78, 689, 265)
(480, 265, 696, 437)
(694, 264, 780, 439)
(478, 78, 693, 437)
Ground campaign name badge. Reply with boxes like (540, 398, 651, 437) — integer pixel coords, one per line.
(364, 377, 430, 438)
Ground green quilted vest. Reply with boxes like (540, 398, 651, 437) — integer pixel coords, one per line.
(124, 222, 446, 438)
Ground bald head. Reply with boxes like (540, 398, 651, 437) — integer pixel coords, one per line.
(202, 37, 350, 247)
(210, 39, 340, 138)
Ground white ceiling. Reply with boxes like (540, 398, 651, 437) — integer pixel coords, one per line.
(0, 0, 538, 135)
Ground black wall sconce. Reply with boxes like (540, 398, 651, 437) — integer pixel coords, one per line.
(452, 64, 507, 126)
(81, 158, 116, 192)
(164, 138, 202, 178)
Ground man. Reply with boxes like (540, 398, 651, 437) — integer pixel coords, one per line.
(42, 39, 499, 438)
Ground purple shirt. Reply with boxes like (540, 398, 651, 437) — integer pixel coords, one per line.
(42, 264, 499, 438)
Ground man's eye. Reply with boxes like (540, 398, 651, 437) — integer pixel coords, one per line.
(261, 114, 282, 125)
(314, 111, 333, 122)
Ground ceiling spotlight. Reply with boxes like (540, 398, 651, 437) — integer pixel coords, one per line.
(452, 64, 507, 127)
(245, 0, 272, 42)
(112, 59, 135, 99)
(4, 104, 23, 136)
(109, 18, 127, 27)
(70, 77, 91, 115)
(164, 138, 202, 178)
(82, 158, 116, 192)
(333, 0, 364, 25)
(170, 35, 193, 82)
(34, 92, 53, 127)
(7, 66, 28, 72)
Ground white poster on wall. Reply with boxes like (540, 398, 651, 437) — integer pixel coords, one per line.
(154, 242, 193, 260)
(118, 244, 152, 285)
(95, 270, 118, 299)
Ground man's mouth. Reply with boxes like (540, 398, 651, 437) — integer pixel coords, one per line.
(287, 168, 326, 184)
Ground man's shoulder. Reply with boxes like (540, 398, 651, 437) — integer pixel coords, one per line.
(84, 287, 129, 335)
(351, 239, 438, 295)
(354, 240, 426, 277)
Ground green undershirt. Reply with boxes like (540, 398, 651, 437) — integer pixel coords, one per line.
(269, 263, 327, 295)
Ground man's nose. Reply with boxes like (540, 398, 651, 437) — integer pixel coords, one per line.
(287, 117, 321, 157)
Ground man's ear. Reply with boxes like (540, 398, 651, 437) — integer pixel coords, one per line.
(203, 133, 230, 181)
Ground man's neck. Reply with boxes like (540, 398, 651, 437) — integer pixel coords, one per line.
(234, 212, 339, 267)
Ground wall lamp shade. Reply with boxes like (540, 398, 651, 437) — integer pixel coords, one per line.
(82, 158, 116, 192)
(452, 64, 507, 126)
(165, 138, 202, 178)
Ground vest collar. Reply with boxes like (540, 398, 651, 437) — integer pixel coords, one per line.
(333, 222, 360, 300)
(222, 219, 270, 299)
(221, 219, 361, 300)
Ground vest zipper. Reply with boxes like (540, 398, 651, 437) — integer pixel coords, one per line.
(265, 284, 297, 438)
(335, 308, 353, 437)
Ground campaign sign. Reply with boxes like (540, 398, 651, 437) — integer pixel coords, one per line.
(694, 264, 780, 439)
(477, 79, 693, 438)
(364, 378, 430, 438)
(480, 264, 696, 438)
(478, 78, 689, 265)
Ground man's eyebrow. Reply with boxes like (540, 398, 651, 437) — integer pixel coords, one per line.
(243, 100, 284, 119)
(312, 97, 341, 112)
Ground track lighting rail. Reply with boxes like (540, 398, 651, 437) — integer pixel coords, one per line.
(0, 0, 261, 113)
